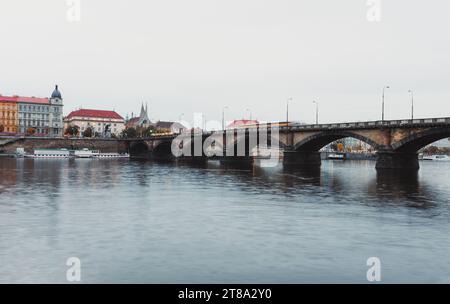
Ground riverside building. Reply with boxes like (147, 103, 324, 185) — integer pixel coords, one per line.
(64, 109, 125, 137)
(0, 85, 64, 136)
(0, 97, 18, 133)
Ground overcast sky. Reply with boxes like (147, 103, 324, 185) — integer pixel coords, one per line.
(0, 0, 449, 125)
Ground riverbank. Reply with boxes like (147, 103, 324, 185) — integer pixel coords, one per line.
(0, 136, 127, 155)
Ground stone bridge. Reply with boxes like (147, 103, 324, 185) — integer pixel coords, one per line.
(125, 117, 450, 170)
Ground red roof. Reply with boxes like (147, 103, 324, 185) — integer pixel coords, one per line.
(227, 119, 259, 128)
(0, 96, 49, 104)
(66, 109, 124, 120)
(125, 117, 140, 127)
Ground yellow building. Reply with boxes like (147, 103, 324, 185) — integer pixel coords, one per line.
(0, 97, 18, 133)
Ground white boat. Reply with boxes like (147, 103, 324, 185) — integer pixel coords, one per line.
(15, 147, 26, 158)
(25, 149, 71, 158)
(422, 154, 450, 161)
(328, 153, 345, 160)
(93, 152, 130, 159)
(73, 148, 100, 158)
(22, 148, 129, 159)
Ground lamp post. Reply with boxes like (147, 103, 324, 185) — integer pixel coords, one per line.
(245, 108, 252, 120)
(382, 86, 390, 122)
(313, 100, 319, 125)
(408, 90, 414, 120)
(286, 98, 293, 123)
(222, 106, 228, 130)
(178, 113, 185, 134)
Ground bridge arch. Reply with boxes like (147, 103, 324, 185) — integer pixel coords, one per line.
(129, 141, 149, 157)
(153, 140, 173, 158)
(293, 131, 381, 152)
(225, 131, 288, 157)
(392, 126, 450, 152)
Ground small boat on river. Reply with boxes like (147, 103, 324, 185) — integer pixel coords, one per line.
(422, 154, 450, 161)
(25, 149, 71, 159)
(23, 148, 129, 159)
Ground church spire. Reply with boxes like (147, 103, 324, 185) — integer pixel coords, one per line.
(140, 102, 146, 119)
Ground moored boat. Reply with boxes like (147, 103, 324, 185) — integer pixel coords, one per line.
(73, 148, 100, 158)
(25, 149, 71, 158)
(93, 152, 130, 159)
(328, 153, 346, 160)
(422, 154, 450, 161)
(21, 148, 129, 159)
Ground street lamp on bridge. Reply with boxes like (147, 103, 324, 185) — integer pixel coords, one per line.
(408, 90, 414, 120)
(382, 86, 390, 122)
(222, 106, 228, 130)
(245, 108, 252, 120)
(313, 100, 319, 125)
(286, 98, 293, 124)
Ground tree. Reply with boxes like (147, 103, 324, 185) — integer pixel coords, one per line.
(65, 125, 80, 137)
(330, 142, 338, 151)
(142, 126, 155, 137)
(423, 145, 440, 155)
(83, 127, 93, 138)
(121, 127, 138, 138)
(26, 127, 36, 135)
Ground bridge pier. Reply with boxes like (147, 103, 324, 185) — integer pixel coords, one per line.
(178, 156, 208, 164)
(219, 155, 254, 165)
(375, 151, 419, 170)
(150, 152, 176, 162)
(283, 150, 321, 167)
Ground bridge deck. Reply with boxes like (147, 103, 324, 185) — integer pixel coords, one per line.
(126, 117, 450, 140)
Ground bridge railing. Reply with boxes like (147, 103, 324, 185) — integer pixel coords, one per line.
(278, 117, 450, 131)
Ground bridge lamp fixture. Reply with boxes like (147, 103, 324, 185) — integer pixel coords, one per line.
(313, 100, 319, 125)
(286, 98, 293, 124)
(245, 108, 252, 120)
(382, 86, 390, 122)
(222, 106, 229, 130)
(408, 90, 414, 120)
(203, 114, 207, 131)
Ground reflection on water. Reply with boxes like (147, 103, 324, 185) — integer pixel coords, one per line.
(0, 158, 449, 283)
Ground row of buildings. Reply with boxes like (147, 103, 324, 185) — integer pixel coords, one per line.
(0, 85, 185, 138)
(0, 86, 64, 136)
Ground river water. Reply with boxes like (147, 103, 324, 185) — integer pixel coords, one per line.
(0, 158, 449, 283)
